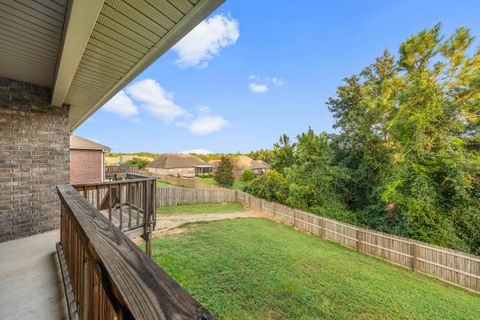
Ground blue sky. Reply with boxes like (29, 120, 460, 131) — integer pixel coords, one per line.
(75, 0, 480, 154)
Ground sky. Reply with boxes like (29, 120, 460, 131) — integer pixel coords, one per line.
(75, 0, 480, 154)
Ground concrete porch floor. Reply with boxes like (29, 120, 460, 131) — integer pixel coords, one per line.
(0, 230, 68, 320)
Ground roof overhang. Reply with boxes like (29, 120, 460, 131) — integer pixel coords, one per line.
(0, 0, 224, 130)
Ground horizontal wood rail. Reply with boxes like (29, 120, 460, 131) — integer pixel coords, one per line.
(73, 173, 156, 256)
(57, 184, 214, 320)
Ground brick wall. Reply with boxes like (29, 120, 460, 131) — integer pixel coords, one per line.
(0, 76, 70, 242)
(70, 149, 103, 184)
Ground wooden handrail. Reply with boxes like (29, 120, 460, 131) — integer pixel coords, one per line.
(57, 184, 213, 319)
(73, 175, 156, 256)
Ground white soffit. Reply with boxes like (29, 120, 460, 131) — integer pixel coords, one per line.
(0, 0, 67, 87)
(63, 0, 224, 130)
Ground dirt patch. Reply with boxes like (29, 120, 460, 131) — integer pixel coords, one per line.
(132, 210, 263, 243)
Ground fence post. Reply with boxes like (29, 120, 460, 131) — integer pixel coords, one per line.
(356, 229, 361, 252)
(321, 218, 326, 239)
(411, 243, 417, 271)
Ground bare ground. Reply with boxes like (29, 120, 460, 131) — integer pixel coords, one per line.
(132, 210, 263, 244)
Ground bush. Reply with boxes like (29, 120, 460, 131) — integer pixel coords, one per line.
(125, 157, 150, 169)
(244, 170, 288, 202)
(214, 156, 234, 187)
(242, 169, 254, 182)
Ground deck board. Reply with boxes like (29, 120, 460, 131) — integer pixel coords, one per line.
(100, 204, 145, 232)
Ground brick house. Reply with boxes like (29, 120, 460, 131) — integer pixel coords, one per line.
(0, 0, 223, 318)
(70, 135, 110, 184)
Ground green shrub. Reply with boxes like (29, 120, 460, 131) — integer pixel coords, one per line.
(242, 169, 254, 182)
(125, 157, 150, 169)
(244, 170, 288, 202)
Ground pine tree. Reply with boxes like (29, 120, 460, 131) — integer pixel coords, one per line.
(214, 156, 234, 187)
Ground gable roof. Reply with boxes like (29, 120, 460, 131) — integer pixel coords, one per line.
(251, 160, 271, 170)
(147, 154, 212, 169)
(233, 155, 271, 170)
(70, 135, 110, 152)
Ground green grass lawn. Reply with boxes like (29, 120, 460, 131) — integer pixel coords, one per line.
(156, 202, 245, 215)
(197, 177, 245, 190)
(148, 218, 480, 319)
(156, 180, 174, 188)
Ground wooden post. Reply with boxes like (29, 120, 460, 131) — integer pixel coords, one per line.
(145, 181, 152, 257)
(411, 243, 417, 271)
(118, 185, 123, 230)
(321, 218, 326, 239)
(356, 229, 362, 252)
(96, 186, 100, 210)
(108, 185, 112, 222)
(152, 178, 156, 230)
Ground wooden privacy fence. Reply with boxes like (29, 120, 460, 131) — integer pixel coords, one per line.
(235, 191, 480, 293)
(56, 184, 213, 320)
(156, 187, 236, 207)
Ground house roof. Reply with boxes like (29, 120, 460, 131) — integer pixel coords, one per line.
(0, 0, 224, 130)
(233, 155, 271, 171)
(147, 154, 213, 169)
(251, 160, 271, 170)
(70, 135, 110, 152)
(208, 159, 221, 167)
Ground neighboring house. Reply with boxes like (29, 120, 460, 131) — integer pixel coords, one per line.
(0, 0, 221, 317)
(146, 154, 214, 178)
(251, 160, 271, 175)
(208, 159, 221, 173)
(70, 135, 110, 184)
(232, 155, 271, 178)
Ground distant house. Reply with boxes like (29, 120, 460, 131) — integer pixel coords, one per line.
(70, 135, 111, 184)
(251, 160, 271, 175)
(209, 155, 271, 178)
(146, 154, 214, 178)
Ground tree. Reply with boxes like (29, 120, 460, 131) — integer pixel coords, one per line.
(270, 134, 296, 174)
(327, 24, 480, 252)
(246, 24, 479, 254)
(214, 156, 234, 187)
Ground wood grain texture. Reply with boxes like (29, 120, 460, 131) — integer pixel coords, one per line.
(58, 184, 214, 319)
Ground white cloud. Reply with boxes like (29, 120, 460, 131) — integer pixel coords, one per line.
(247, 75, 283, 93)
(126, 79, 187, 122)
(271, 77, 284, 87)
(188, 106, 228, 135)
(173, 14, 239, 68)
(105, 79, 228, 135)
(249, 82, 269, 93)
(181, 149, 211, 155)
(103, 90, 139, 117)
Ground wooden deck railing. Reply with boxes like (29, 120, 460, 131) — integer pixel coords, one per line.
(73, 173, 156, 256)
(56, 184, 213, 320)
